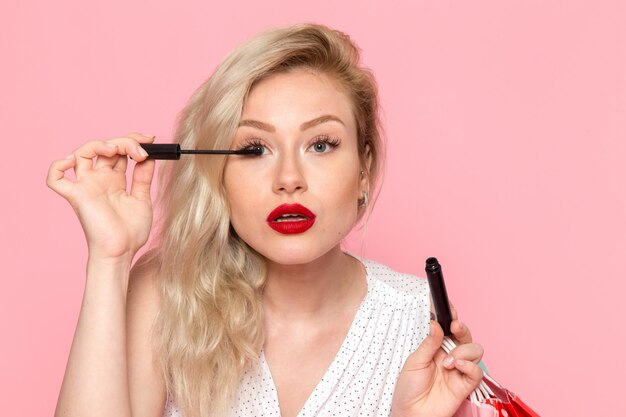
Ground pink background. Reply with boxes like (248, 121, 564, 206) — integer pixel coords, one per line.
(1, 1, 624, 415)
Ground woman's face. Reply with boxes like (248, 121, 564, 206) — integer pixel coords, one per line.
(224, 69, 367, 266)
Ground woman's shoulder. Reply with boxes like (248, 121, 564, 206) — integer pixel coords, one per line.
(361, 258, 429, 300)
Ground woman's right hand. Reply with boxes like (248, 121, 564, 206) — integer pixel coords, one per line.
(47, 133, 156, 261)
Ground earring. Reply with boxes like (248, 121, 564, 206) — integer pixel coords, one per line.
(358, 191, 368, 207)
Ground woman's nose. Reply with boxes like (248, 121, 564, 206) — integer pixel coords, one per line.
(272, 153, 307, 194)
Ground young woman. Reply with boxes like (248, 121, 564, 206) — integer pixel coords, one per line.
(48, 24, 484, 417)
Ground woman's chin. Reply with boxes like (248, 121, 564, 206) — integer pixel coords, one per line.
(258, 243, 344, 268)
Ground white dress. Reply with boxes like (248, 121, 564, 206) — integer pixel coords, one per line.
(162, 259, 431, 417)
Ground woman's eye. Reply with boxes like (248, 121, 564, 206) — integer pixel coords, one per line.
(247, 145, 266, 154)
(309, 137, 339, 153)
(237, 140, 267, 155)
(312, 142, 329, 153)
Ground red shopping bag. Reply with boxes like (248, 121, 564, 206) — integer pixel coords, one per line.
(453, 373, 541, 417)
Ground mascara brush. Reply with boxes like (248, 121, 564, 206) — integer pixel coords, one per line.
(140, 143, 263, 160)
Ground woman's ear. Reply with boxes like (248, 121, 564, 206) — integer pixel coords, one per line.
(364, 143, 373, 173)
(360, 143, 373, 189)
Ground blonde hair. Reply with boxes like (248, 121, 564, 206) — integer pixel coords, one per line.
(144, 23, 384, 417)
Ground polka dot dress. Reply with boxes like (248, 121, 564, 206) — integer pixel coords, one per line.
(162, 259, 431, 417)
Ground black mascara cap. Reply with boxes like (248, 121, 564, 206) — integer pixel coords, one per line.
(140, 143, 181, 160)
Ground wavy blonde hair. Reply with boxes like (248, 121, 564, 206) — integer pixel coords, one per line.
(142, 23, 384, 417)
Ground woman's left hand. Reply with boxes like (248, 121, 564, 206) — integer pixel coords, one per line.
(391, 308, 484, 417)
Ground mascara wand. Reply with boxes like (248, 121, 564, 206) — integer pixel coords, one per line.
(140, 143, 263, 160)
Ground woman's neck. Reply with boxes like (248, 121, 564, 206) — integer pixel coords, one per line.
(262, 247, 366, 319)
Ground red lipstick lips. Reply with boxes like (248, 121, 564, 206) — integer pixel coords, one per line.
(266, 203, 316, 234)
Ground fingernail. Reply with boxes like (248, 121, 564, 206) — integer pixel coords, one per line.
(443, 356, 455, 368)
(143, 133, 156, 139)
(457, 320, 464, 330)
(105, 142, 117, 148)
(65, 154, 74, 159)
(137, 146, 149, 158)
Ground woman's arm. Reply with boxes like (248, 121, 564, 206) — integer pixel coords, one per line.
(49, 133, 165, 417)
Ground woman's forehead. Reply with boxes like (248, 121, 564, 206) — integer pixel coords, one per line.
(241, 70, 356, 130)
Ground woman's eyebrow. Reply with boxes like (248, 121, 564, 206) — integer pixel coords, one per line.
(300, 115, 345, 130)
(238, 114, 345, 132)
(238, 119, 275, 132)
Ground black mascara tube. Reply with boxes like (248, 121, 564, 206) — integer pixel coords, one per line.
(140, 143, 263, 159)
(425, 257, 453, 336)
(141, 143, 183, 160)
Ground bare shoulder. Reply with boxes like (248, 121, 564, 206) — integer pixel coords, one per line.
(127, 252, 167, 417)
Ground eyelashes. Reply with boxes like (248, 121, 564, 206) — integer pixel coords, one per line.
(236, 135, 341, 155)
(237, 138, 265, 154)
